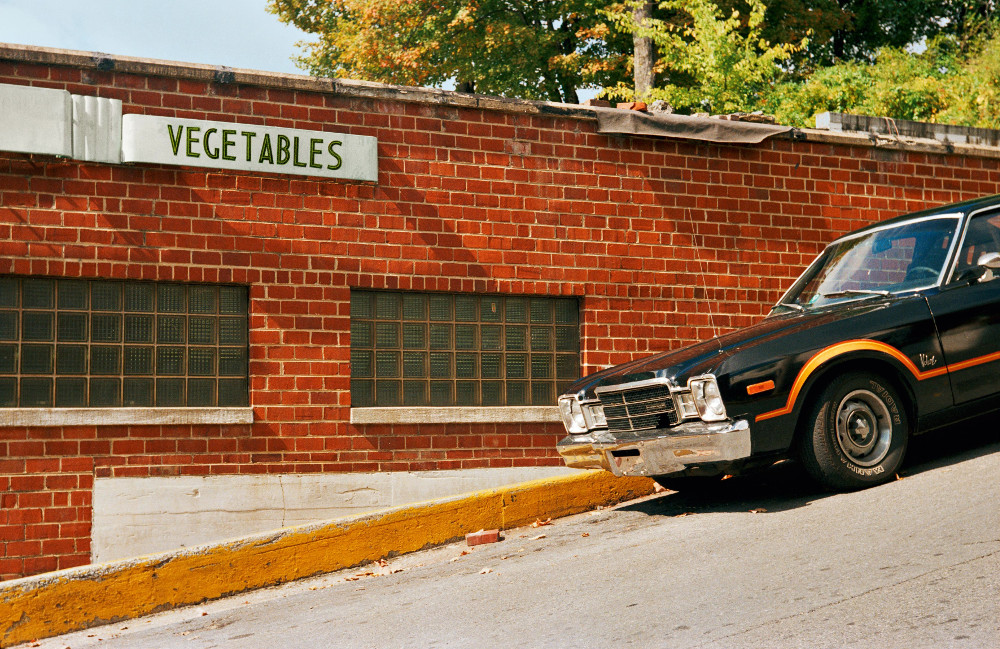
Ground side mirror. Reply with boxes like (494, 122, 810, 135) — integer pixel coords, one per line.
(977, 252, 1000, 270)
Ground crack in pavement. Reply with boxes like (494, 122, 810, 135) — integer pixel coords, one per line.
(690, 547, 1000, 648)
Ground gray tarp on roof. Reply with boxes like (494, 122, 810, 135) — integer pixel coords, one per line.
(596, 109, 792, 144)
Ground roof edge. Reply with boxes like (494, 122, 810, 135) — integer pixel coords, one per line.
(0, 41, 597, 120)
(2, 42, 1000, 159)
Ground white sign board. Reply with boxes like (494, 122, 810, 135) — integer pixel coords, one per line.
(121, 114, 377, 181)
(0, 84, 72, 157)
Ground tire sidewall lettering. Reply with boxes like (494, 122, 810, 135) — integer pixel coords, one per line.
(869, 379, 902, 425)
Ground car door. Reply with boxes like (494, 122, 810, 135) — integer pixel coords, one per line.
(926, 208, 1000, 404)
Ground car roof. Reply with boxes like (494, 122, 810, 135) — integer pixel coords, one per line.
(829, 194, 1000, 245)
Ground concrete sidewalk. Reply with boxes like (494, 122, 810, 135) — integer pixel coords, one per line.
(0, 470, 653, 647)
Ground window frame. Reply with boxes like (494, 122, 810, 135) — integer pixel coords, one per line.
(349, 290, 580, 411)
(0, 276, 252, 425)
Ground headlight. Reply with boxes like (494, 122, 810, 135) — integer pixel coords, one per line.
(558, 396, 588, 434)
(690, 376, 727, 422)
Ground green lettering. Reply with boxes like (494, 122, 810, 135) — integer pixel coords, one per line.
(241, 131, 256, 162)
(292, 136, 307, 168)
(185, 126, 201, 158)
(203, 128, 219, 160)
(309, 138, 323, 169)
(222, 129, 237, 161)
(167, 124, 184, 155)
(326, 140, 343, 170)
(258, 133, 274, 164)
(276, 135, 291, 165)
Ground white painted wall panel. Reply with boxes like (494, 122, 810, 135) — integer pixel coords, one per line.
(72, 94, 122, 163)
(0, 83, 72, 156)
(91, 467, 580, 562)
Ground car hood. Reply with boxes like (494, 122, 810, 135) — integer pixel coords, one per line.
(567, 303, 883, 399)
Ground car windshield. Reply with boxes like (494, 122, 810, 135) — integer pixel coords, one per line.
(779, 216, 960, 310)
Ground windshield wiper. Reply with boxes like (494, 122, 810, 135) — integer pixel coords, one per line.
(775, 302, 804, 311)
(820, 289, 891, 299)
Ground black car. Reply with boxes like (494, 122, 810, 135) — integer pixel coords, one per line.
(557, 194, 1000, 490)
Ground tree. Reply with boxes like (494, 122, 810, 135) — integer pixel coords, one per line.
(714, 0, 994, 71)
(605, 0, 805, 113)
(632, 1, 657, 95)
(267, 0, 633, 103)
(765, 24, 1000, 129)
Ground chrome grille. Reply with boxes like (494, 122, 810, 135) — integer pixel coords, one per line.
(597, 382, 678, 433)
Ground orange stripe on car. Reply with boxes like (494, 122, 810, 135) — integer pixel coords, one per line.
(755, 339, 951, 423)
(946, 349, 1000, 373)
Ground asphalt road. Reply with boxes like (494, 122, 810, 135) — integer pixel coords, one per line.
(26, 427, 1000, 649)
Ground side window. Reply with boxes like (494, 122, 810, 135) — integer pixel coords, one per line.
(955, 212, 1000, 279)
(0, 277, 249, 408)
(350, 291, 580, 408)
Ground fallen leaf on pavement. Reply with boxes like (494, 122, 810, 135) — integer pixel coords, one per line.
(532, 518, 553, 527)
(480, 567, 492, 574)
(749, 508, 767, 514)
(530, 534, 547, 540)
(581, 533, 590, 537)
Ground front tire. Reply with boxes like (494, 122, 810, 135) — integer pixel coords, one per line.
(799, 373, 909, 490)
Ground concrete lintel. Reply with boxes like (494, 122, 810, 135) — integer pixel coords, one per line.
(350, 406, 561, 425)
(0, 407, 253, 427)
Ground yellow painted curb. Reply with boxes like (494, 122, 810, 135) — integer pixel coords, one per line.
(0, 470, 653, 646)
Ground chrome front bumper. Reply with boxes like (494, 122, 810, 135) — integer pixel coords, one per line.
(556, 419, 752, 477)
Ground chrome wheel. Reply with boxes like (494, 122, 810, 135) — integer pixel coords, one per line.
(835, 389, 892, 467)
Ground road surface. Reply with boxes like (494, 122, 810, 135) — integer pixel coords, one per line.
(25, 427, 1000, 648)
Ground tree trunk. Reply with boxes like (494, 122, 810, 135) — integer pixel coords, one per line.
(633, 1, 655, 97)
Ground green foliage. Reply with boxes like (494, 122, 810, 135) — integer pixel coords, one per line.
(604, 0, 805, 113)
(266, 0, 632, 103)
(766, 26, 1000, 129)
(936, 34, 1000, 128)
(267, 0, 999, 126)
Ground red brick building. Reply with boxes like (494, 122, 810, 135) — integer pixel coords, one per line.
(1, 43, 999, 580)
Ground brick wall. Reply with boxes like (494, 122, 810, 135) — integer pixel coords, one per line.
(2, 47, 1000, 579)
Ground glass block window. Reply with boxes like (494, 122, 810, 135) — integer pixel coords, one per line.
(350, 291, 580, 407)
(0, 277, 249, 408)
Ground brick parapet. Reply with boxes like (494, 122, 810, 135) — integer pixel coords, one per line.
(1, 43, 999, 579)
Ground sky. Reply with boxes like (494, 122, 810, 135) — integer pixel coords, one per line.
(0, 0, 594, 101)
(0, 0, 310, 75)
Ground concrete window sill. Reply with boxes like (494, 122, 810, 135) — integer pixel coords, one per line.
(350, 406, 561, 425)
(0, 408, 254, 427)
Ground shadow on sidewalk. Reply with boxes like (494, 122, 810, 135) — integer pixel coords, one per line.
(617, 415, 1000, 517)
